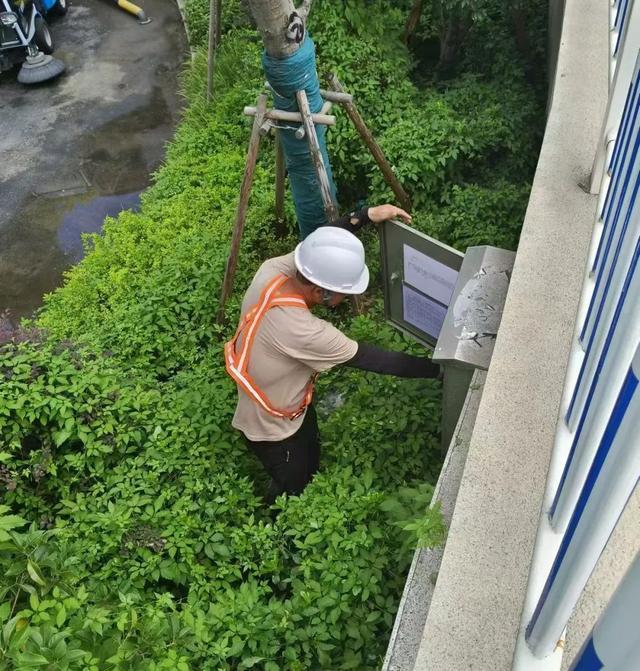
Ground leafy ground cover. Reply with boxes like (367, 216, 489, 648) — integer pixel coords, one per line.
(0, 1, 546, 668)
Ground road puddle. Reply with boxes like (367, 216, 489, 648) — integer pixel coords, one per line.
(0, 188, 142, 321)
(57, 191, 141, 262)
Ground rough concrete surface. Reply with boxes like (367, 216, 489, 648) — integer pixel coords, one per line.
(413, 0, 608, 668)
(383, 371, 487, 671)
(0, 0, 187, 319)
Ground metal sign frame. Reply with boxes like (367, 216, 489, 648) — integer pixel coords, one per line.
(379, 219, 464, 349)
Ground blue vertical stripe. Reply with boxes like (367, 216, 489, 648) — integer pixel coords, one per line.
(607, 80, 634, 178)
(568, 636, 604, 671)
(528, 369, 639, 639)
(559, 238, 640, 513)
(580, 134, 640, 352)
(567, 177, 640, 426)
(604, 73, 640, 213)
(594, 76, 640, 286)
(614, 0, 631, 56)
(615, 0, 629, 30)
(589, 99, 640, 300)
(584, 161, 640, 354)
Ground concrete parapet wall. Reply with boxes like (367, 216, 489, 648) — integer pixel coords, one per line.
(382, 371, 487, 671)
(412, 0, 608, 668)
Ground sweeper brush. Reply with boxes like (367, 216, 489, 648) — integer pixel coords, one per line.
(17, 51, 65, 84)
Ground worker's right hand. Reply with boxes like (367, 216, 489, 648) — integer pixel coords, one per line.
(367, 204, 412, 225)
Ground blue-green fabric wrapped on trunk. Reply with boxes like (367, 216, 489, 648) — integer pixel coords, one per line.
(262, 36, 338, 239)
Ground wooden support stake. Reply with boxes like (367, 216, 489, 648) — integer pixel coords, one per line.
(320, 100, 333, 115)
(275, 130, 287, 236)
(214, 0, 221, 44)
(216, 94, 267, 325)
(206, 0, 221, 102)
(295, 89, 339, 223)
(244, 106, 336, 126)
(329, 74, 412, 213)
(319, 88, 353, 104)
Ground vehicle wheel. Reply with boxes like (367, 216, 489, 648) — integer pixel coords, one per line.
(50, 0, 67, 17)
(33, 16, 54, 55)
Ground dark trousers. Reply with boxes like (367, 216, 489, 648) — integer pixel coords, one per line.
(245, 405, 320, 503)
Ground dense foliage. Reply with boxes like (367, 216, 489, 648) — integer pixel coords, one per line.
(0, 0, 546, 668)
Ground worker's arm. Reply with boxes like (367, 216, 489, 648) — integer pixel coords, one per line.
(344, 342, 440, 379)
(328, 204, 412, 234)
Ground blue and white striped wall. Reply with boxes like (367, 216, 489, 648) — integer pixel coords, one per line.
(512, 4, 640, 669)
(568, 553, 640, 670)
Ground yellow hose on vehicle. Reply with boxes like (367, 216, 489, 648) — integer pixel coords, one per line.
(116, 0, 151, 24)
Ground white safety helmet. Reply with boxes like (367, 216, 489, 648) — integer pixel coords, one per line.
(294, 226, 370, 295)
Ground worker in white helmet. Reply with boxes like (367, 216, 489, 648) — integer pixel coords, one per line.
(225, 204, 441, 501)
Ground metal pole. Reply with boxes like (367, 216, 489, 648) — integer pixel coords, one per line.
(525, 344, 640, 657)
(567, 552, 640, 670)
(440, 366, 473, 452)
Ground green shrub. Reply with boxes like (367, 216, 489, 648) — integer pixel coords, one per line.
(0, 0, 545, 668)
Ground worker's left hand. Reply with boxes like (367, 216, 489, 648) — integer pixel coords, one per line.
(367, 204, 412, 225)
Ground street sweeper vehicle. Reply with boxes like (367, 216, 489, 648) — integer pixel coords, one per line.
(0, 0, 65, 84)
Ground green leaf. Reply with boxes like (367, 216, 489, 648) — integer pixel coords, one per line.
(18, 651, 50, 666)
(0, 515, 27, 531)
(56, 605, 67, 627)
(2, 614, 18, 644)
(0, 601, 10, 623)
(53, 428, 74, 447)
(26, 561, 46, 587)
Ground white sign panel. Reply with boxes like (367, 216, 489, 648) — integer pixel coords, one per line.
(403, 243, 458, 306)
(402, 284, 448, 339)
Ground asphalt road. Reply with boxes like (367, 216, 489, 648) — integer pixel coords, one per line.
(0, 0, 187, 319)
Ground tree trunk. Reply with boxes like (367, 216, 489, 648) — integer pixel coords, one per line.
(245, 0, 312, 58)
(404, 0, 423, 44)
(206, 0, 221, 102)
(436, 10, 469, 78)
(245, 0, 337, 238)
(510, 2, 541, 89)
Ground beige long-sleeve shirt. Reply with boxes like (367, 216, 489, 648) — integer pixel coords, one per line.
(231, 252, 358, 442)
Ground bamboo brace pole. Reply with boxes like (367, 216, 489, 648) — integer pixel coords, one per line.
(329, 74, 412, 212)
(216, 94, 267, 324)
(206, 0, 221, 102)
(214, 0, 221, 43)
(295, 89, 340, 223)
(244, 106, 336, 126)
(318, 89, 353, 104)
(275, 130, 287, 236)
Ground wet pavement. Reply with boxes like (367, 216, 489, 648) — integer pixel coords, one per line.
(0, 0, 187, 320)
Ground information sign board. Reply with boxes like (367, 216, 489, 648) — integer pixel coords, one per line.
(379, 219, 464, 348)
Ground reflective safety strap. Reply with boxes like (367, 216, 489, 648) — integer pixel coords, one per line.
(225, 274, 316, 420)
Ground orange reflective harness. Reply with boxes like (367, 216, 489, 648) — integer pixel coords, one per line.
(224, 274, 317, 420)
